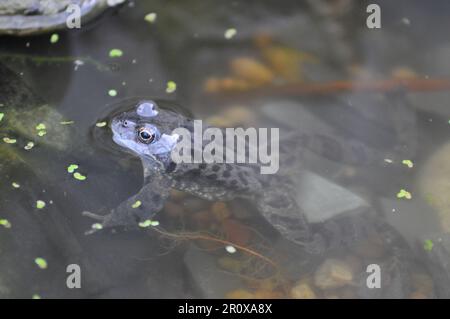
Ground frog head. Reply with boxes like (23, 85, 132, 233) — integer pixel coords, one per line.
(111, 100, 183, 171)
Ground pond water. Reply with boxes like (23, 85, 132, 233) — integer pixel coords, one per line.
(1, 0, 450, 299)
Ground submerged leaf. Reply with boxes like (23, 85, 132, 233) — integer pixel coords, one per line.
(424, 239, 434, 251)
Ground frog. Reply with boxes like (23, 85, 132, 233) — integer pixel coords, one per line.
(83, 99, 413, 252)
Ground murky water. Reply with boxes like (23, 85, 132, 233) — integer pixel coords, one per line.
(1, 0, 450, 298)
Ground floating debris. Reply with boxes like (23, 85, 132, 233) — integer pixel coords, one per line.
(131, 200, 142, 208)
(67, 164, 79, 174)
(3, 137, 16, 144)
(95, 121, 107, 128)
(224, 28, 237, 39)
(166, 81, 177, 93)
(60, 121, 74, 125)
(50, 34, 59, 44)
(225, 245, 237, 254)
(108, 89, 118, 97)
(11, 182, 20, 189)
(34, 257, 48, 269)
(32, 294, 41, 300)
(0, 113, 4, 122)
(145, 13, 157, 24)
(109, 49, 123, 58)
(402, 159, 414, 168)
(36, 200, 46, 209)
(384, 158, 393, 164)
(397, 189, 412, 199)
(138, 219, 159, 228)
(73, 172, 87, 181)
(424, 239, 434, 251)
(24, 141, 35, 150)
(0, 219, 11, 229)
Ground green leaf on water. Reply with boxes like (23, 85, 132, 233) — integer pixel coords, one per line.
(67, 164, 79, 174)
(138, 219, 159, 228)
(108, 89, 117, 97)
(37, 130, 47, 137)
(73, 172, 87, 181)
(109, 49, 123, 58)
(32, 294, 41, 299)
(24, 141, 35, 150)
(224, 28, 237, 39)
(0, 219, 11, 228)
(166, 81, 177, 93)
(91, 223, 103, 230)
(36, 200, 46, 209)
(36, 123, 46, 130)
(396, 189, 412, 199)
(12, 182, 20, 189)
(3, 137, 16, 144)
(0, 113, 4, 122)
(34, 257, 48, 269)
(144, 12, 157, 24)
(402, 160, 414, 168)
(131, 200, 142, 208)
(60, 121, 74, 125)
(424, 239, 434, 251)
(96, 121, 107, 128)
(50, 33, 59, 44)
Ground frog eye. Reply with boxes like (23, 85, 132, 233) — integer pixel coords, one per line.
(137, 127, 155, 144)
(122, 120, 129, 127)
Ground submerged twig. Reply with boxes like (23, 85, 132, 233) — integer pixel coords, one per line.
(207, 78, 450, 98)
(149, 226, 280, 271)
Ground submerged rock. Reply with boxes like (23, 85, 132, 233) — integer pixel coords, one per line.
(313, 258, 354, 290)
(293, 170, 370, 224)
(418, 143, 450, 233)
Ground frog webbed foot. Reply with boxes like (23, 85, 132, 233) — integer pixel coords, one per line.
(82, 182, 170, 235)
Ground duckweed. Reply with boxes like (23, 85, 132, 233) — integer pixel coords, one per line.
(34, 257, 48, 269)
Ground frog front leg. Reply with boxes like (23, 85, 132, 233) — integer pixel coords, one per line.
(83, 173, 172, 232)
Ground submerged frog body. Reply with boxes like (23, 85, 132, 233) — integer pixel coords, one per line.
(85, 100, 410, 250)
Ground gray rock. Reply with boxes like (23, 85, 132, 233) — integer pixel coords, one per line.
(293, 170, 370, 223)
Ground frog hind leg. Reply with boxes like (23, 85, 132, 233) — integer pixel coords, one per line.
(256, 185, 325, 254)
